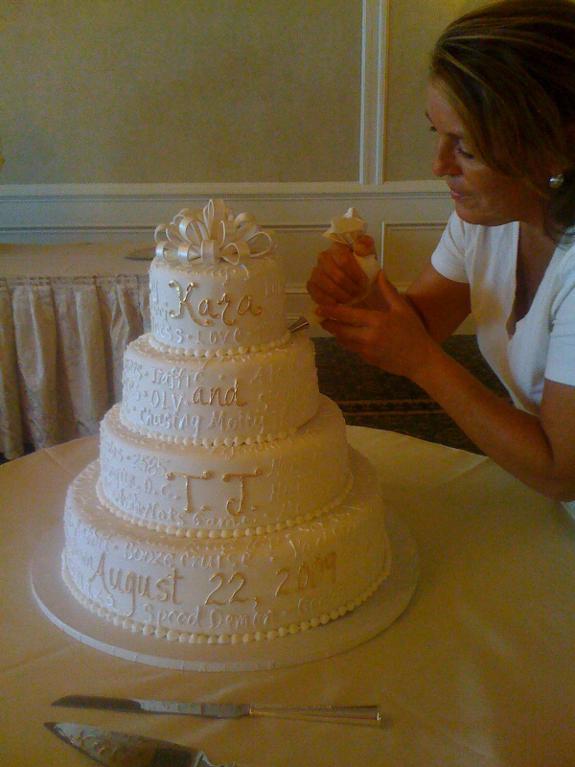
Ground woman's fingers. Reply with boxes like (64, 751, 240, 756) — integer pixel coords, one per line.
(353, 234, 376, 258)
(320, 246, 367, 289)
(318, 273, 436, 379)
(372, 270, 401, 308)
(315, 302, 368, 326)
(307, 244, 368, 304)
(307, 265, 355, 304)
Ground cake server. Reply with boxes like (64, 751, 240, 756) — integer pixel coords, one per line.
(53, 695, 384, 726)
(45, 722, 233, 767)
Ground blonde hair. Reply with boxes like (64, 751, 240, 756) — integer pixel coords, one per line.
(431, 0, 575, 236)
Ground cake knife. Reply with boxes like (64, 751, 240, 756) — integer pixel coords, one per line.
(53, 695, 385, 727)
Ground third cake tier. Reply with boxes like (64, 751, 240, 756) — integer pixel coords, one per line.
(99, 396, 351, 537)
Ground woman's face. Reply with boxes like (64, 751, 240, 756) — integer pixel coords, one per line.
(426, 82, 545, 228)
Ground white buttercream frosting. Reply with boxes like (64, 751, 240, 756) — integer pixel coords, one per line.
(120, 332, 319, 446)
(63, 451, 390, 643)
(59, 198, 392, 650)
(149, 249, 287, 354)
(99, 397, 350, 535)
(323, 206, 380, 284)
(323, 206, 367, 244)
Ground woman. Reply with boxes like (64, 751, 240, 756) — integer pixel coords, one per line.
(307, 0, 575, 511)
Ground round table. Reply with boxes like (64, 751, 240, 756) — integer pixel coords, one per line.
(1, 428, 574, 767)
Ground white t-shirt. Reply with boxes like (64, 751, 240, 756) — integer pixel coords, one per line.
(432, 212, 575, 412)
(431, 212, 575, 515)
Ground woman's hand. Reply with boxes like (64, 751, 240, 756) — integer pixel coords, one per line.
(316, 270, 437, 381)
(306, 234, 376, 306)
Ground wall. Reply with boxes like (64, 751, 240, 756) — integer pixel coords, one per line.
(0, 0, 363, 183)
(0, 0, 484, 330)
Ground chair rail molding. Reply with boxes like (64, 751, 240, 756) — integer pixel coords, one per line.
(0, 182, 451, 243)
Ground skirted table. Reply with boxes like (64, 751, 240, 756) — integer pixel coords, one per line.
(0, 243, 151, 459)
(1, 427, 574, 767)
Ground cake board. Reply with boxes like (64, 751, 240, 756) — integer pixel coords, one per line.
(30, 505, 418, 672)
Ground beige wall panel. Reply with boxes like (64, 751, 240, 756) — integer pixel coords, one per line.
(272, 226, 321, 320)
(274, 227, 326, 285)
(385, 0, 486, 181)
(0, 1, 361, 184)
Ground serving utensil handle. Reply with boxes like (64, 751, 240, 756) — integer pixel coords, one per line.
(249, 704, 384, 727)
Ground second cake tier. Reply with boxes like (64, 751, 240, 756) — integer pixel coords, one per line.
(120, 332, 319, 446)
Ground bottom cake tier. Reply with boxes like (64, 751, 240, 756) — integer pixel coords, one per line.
(62, 449, 391, 644)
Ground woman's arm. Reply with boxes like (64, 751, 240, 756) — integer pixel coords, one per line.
(317, 271, 575, 502)
(414, 345, 575, 501)
(404, 262, 471, 343)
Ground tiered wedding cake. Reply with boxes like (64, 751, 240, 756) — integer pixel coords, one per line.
(61, 200, 391, 646)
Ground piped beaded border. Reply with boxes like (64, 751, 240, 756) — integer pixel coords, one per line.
(109, 402, 309, 451)
(61, 555, 390, 645)
(117, 406, 299, 449)
(96, 470, 354, 539)
(148, 331, 291, 359)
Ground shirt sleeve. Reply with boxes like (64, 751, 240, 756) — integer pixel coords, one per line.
(545, 250, 575, 386)
(431, 212, 469, 283)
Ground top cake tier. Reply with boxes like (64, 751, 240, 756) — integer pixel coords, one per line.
(149, 201, 287, 355)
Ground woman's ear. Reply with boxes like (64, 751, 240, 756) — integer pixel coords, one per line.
(547, 124, 575, 183)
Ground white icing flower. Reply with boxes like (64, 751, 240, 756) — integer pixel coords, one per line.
(154, 199, 275, 265)
(322, 207, 367, 246)
(314, 206, 381, 311)
(322, 206, 380, 282)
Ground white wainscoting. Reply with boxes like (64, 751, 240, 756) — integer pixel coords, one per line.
(0, 180, 468, 330)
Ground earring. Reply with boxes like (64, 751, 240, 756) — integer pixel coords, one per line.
(549, 173, 565, 190)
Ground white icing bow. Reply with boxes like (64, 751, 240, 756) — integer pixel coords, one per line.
(154, 199, 275, 265)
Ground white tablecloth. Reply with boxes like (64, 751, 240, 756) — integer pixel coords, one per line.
(1, 428, 574, 767)
(0, 243, 151, 459)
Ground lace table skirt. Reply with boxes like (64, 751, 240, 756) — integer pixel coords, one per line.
(0, 243, 150, 459)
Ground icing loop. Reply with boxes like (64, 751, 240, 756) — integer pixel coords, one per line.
(155, 199, 275, 265)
